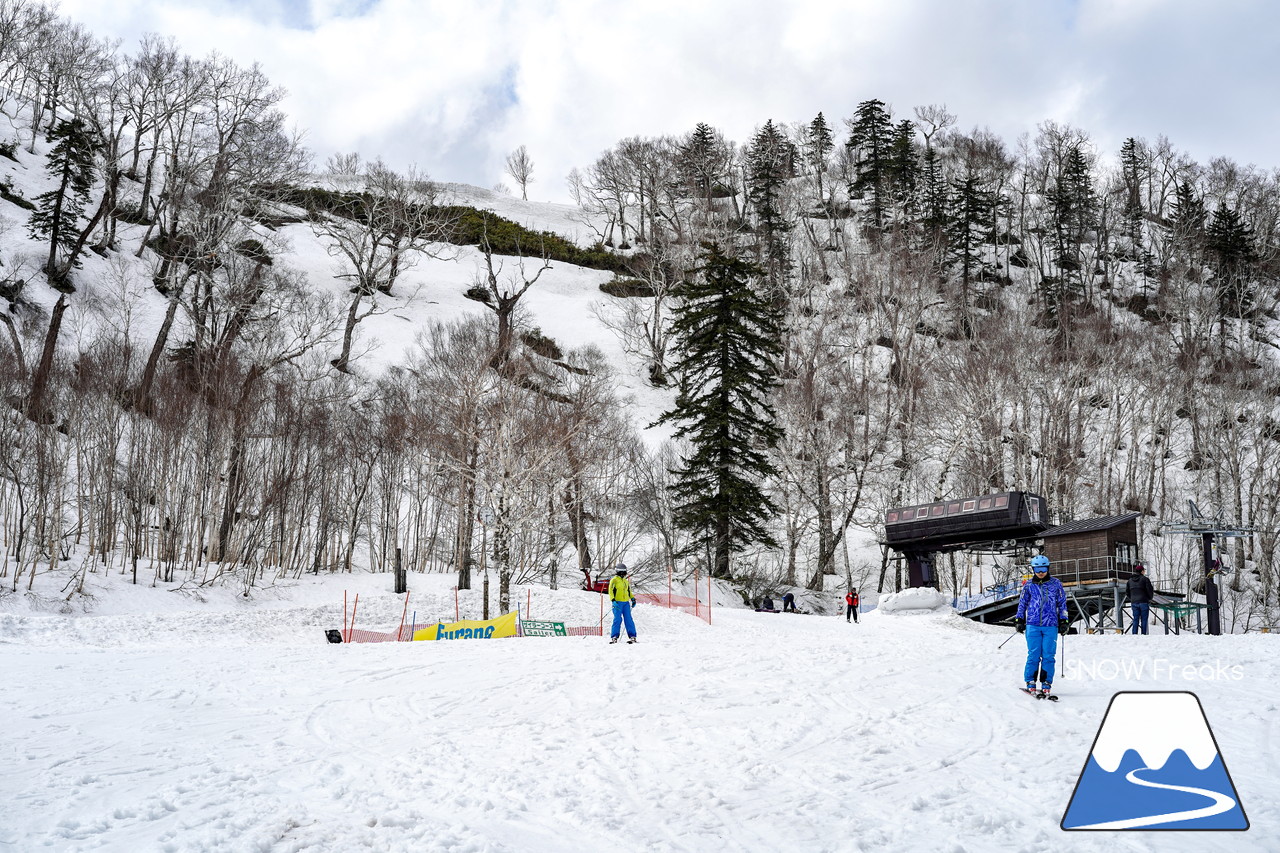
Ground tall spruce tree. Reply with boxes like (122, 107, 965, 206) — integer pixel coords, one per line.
(845, 99, 893, 230)
(656, 243, 783, 579)
(745, 119, 793, 305)
(886, 119, 919, 227)
(28, 118, 98, 289)
(919, 145, 948, 244)
(1119, 138, 1145, 248)
(1206, 204, 1257, 323)
(1167, 180, 1207, 266)
(680, 122, 726, 216)
(806, 111, 834, 203)
(1043, 144, 1096, 323)
(945, 173, 995, 309)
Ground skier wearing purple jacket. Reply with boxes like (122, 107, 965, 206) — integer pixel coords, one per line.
(1015, 554, 1069, 697)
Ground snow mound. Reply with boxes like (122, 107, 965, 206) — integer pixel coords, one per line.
(876, 588, 952, 614)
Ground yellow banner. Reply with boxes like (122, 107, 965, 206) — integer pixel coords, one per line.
(413, 611, 518, 641)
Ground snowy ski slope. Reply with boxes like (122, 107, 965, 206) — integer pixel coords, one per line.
(3, 571, 1277, 852)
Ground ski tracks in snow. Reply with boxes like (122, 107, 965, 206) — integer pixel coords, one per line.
(4, 593, 1279, 851)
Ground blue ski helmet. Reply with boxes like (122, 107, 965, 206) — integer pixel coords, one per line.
(1031, 555, 1050, 571)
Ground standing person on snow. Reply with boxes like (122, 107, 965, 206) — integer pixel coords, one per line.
(845, 589, 860, 623)
(1126, 563, 1155, 635)
(1015, 555, 1068, 697)
(608, 563, 638, 644)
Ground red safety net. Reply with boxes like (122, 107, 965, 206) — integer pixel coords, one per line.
(345, 627, 412, 643)
(635, 592, 712, 624)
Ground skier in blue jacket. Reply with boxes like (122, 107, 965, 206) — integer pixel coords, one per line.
(1015, 554, 1069, 697)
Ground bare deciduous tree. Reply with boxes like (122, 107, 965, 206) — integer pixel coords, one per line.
(504, 145, 534, 201)
(310, 161, 454, 372)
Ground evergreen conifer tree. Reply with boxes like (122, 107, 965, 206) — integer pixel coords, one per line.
(806, 111, 834, 202)
(886, 119, 919, 227)
(945, 173, 995, 309)
(1043, 144, 1096, 323)
(1168, 180, 1207, 266)
(1206, 204, 1257, 321)
(845, 99, 893, 230)
(28, 118, 98, 289)
(746, 119, 793, 304)
(680, 122, 726, 215)
(1119, 138, 1157, 278)
(656, 243, 783, 579)
(919, 145, 948, 244)
(1119, 138, 1145, 249)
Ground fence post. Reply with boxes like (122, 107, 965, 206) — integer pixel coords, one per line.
(347, 594, 359, 643)
(396, 591, 411, 641)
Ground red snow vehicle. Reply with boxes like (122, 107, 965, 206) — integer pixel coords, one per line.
(581, 568, 609, 593)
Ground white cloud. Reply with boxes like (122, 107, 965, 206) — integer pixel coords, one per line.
(54, 0, 1280, 202)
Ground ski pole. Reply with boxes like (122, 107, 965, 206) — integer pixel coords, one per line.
(998, 630, 1019, 650)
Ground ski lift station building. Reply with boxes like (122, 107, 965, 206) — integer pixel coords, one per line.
(884, 496, 1181, 631)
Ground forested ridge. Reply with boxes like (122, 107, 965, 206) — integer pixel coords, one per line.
(0, 1, 1277, 628)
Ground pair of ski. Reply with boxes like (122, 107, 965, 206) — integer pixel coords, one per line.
(1018, 687, 1060, 702)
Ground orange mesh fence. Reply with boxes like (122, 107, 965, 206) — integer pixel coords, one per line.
(345, 627, 411, 643)
(635, 592, 712, 625)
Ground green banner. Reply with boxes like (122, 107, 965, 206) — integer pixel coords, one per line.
(521, 620, 567, 637)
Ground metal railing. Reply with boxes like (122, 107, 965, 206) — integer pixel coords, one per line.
(951, 556, 1139, 613)
(1047, 556, 1139, 587)
(951, 585, 1019, 611)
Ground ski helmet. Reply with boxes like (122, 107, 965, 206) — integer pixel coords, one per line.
(615, 562, 628, 575)
(1031, 555, 1050, 571)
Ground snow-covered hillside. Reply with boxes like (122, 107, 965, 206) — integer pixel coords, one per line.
(3, 571, 1277, 852)
(0, 111, 677, 444)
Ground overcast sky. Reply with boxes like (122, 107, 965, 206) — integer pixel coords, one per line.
(57, 0, 1280, 203)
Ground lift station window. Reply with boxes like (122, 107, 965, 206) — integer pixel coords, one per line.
(947, 502, 961, 514)
(994, 495, 1009, 509)
(962, 500, 976, 511)
(978, 498, 992, 510)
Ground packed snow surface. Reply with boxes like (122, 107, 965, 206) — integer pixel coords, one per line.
(876, 587, 951, 613)
(2, 572, 1278, 852)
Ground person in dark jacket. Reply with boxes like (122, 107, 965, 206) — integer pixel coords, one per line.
(782, 592, 797, 612)
(1016, 555, 1068, 696)
(1126, 564, 1155, 635)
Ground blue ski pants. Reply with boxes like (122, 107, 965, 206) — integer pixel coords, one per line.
(611, 601, 636, 639)
(1130, 602, 1150, 634)
(1024, 624, 1058, 684)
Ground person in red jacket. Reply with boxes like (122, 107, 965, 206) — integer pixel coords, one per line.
(845, 589, 860, 623)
